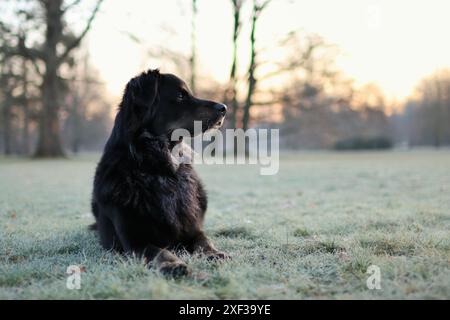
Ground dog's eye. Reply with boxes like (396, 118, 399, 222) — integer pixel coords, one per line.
(177, 89, 188, 101)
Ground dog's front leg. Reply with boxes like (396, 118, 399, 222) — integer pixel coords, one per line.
(189, 232, 230, 261)
(112, 215, 191, 277)
(151, 248, 191, 277)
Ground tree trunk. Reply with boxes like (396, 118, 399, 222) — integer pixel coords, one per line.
(34, 0, 65, 157)
(35, 68, 64, 157)
(2, 99, 12, 155)
(71, 94, 82, 154)
(189, 0, 197, 94)
(242, 2, 258, 131)
(432, 81, 443, 148)
(22, 105, 30, 155)
(22, 63, 30, 155)
(432, 105, 441, 148)
(225, 0, 241, 129)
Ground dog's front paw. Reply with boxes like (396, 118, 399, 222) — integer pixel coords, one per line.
(207, 251, 231, 261)
(158, 261, 191, 278)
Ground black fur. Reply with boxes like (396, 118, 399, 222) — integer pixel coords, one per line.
(91, 69, 228, 276)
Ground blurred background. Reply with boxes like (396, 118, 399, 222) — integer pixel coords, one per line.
(1, 0, 450, 157)
(1, 1, 450, 300)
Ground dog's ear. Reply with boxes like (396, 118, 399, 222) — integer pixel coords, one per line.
(120, 69, 160, 139)
(123, 69, 159, 110)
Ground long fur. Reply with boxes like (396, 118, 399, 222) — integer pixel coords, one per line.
(90, 70, 227, 276)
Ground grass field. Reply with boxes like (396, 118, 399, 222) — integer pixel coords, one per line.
(0, 150, 449, 299)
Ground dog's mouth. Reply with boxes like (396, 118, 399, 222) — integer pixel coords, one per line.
(212, 119, 224, 129)
(206, 116, 225, 131)
(167, 116, 226, 138)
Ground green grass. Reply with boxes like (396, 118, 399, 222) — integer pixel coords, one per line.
(0, 150, 449, 299)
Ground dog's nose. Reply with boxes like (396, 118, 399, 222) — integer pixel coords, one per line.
(213, 103, 227, 115)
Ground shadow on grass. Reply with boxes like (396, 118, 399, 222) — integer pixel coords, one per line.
(214, 226, 256, 240)
(281, 240, 346, 255)
(359, 238, 415, 256)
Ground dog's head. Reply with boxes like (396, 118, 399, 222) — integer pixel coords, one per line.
(120, 69, 226, 139)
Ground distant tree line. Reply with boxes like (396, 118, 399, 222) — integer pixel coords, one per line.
(274, 67, 450, 149)
(1, 0, 449, 156)
(392, 69, 450, 148)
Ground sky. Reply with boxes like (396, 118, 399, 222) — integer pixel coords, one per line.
(84, 0, 450, 102)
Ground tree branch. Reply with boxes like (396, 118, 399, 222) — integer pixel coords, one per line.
(258, 0, 272, 11)
(57, 0, 104, 64)
(62, 0, 82, 13)
(1, 36, 45, 62)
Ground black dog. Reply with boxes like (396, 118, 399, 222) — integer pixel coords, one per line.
(91, 69, 228, 276)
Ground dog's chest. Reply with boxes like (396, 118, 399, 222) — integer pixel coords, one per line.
(134, 165, 206, 234)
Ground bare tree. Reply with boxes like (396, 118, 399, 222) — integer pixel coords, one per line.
(62, 50, 109, 154)
(190, 0, 198, 94)
(224, 0, 243, 129)
(405, 69, 450, 147)
(20, 60, 31, 154)
(0, 0, 104, 157)
(0, 63, 13, 155)
(242, 0, 271, 130)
